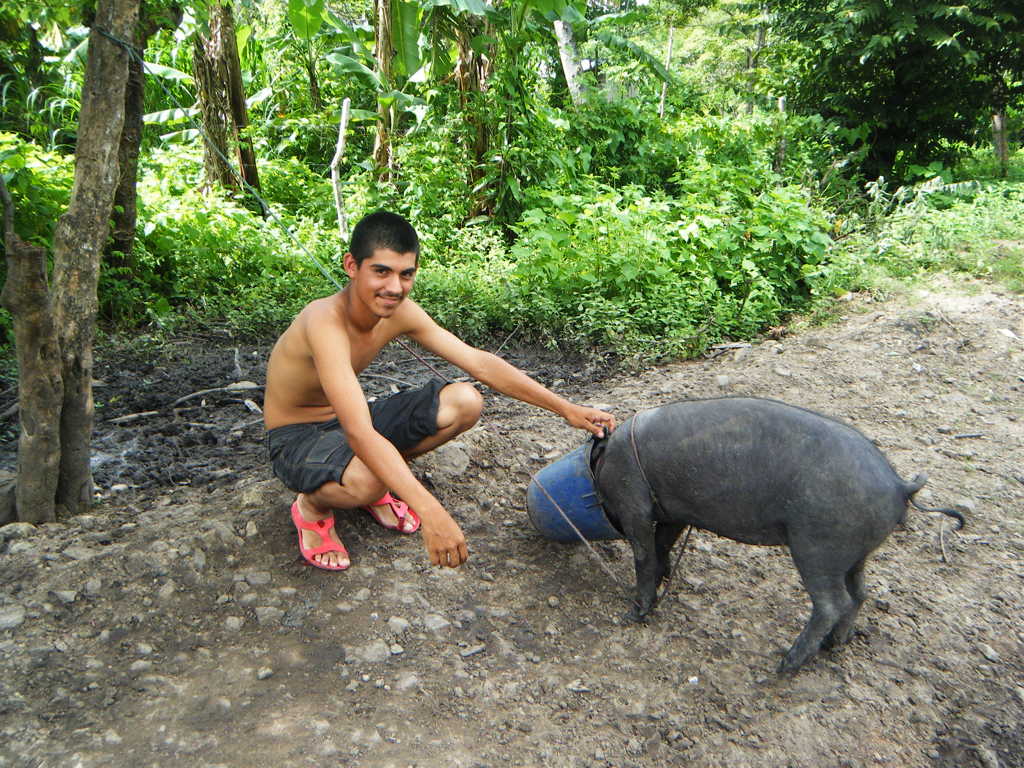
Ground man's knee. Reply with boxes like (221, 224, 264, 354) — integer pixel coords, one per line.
(440, 381, 483, 429)
(333, 462, 386, 506)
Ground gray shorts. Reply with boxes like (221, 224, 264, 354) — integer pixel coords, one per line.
(266, 379, 445, 494)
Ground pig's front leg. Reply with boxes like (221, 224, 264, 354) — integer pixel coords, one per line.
(594, 431, 659, 622)
(622, 518, 660, 622)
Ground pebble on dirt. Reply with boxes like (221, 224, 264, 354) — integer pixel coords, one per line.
(255, 606, 284, 626)
(0, 605, 25, 630)
(388, 616, 410, 633)
(424, 614, 450, 631)
(355, 639, 391, 663)
(978, 643, 1001, 663)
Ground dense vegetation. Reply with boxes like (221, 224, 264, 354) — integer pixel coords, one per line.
(2, 0, 1022, 364)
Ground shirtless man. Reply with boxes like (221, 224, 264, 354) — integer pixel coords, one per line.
(264, 211, 615, 571)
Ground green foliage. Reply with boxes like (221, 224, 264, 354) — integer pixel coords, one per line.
(411, 240, 514, 343)
(766, 0, 1024, 181)
(473, 45, 565, 224)
(841, 172, 1024, 291)
(0, 3, 86, 149)
(0, 132, 74, 245)
(345, 119, 478, 253)
(3, 0, 1021, 369)
(506, 178, 833, 358)
(256, 156, 335, 224)
(563, 98, 686, 188)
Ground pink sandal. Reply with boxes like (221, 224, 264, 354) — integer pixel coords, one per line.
(291, 501, 350, 571)
(362, 492, 420, 534)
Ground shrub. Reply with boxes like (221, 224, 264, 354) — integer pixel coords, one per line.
(506, 169, 836, 359)
(842, 176, 1024, 292)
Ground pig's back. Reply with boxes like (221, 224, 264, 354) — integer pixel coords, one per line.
(630, 397, 908, 545)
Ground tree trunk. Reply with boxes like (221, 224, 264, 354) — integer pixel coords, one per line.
(745, 12, 766, 115)
(993, 110, 1009, 179)
(373, 0, 394, 176)
(659, 25, 674, 119)
(553, 20, 582, 107)
(306, 45, 324, 112)
(0, 179, 63, 524)
(3, 0, 136, 522)
(193, 3, 237, 190)
(219, 4, 261, 194)
(108, 50, 145, 269)
(109, 3, 184, 269)
(455, 20, 493, 192)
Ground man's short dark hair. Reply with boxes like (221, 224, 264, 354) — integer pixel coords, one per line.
(350, 211, 420, 265)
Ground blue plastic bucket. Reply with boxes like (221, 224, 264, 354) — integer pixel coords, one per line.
(526, 440, 623, 543)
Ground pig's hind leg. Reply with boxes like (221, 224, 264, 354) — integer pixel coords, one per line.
(623, 519, 661, 622)
(779, 539, 856, 673)
(822, 557, 866, 650)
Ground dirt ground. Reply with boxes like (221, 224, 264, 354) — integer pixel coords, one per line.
(0, 279, 1022, 768)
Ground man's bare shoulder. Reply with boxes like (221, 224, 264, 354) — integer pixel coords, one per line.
(297, 293, 345, 322)
(293, 294, 349, 336)
(272, 294, 347, 359)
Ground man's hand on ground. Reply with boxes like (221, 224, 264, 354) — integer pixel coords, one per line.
(421, 512, 469, 567)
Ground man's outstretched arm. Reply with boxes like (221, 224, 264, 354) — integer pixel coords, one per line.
(404, 303, 616, 435)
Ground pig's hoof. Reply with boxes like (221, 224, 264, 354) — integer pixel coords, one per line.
(624, 606, 649, 624)
(776, 654, 804, 676)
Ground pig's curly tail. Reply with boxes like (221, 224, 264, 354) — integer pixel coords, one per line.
(909, 497, 966, 530)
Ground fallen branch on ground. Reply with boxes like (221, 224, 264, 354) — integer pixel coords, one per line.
(171, 381, 262, 408)
(106, 410, 160, 424)
(710, 342, 752, 350)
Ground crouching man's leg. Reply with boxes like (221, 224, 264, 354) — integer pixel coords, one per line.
(293, 381, 483, 568)
(363, 381, 483, 529)
(401, 381, 483, 459)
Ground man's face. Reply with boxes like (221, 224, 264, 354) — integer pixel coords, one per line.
(345, 248, 418, 318)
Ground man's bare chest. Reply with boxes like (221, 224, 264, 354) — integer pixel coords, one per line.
(348, 329, 400, 374)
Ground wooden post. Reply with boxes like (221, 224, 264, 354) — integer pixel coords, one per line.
(331, 98, 352, 242)
(773, 96, 787, 173)
(659, 25, 674, 119)
(993, 111, 1009, 179)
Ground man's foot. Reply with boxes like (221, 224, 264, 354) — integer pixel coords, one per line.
(363, 492, 420, 533)
(291, 496, 350, 570)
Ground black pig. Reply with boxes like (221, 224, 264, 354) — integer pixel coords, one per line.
(591, 397, 964, 673)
